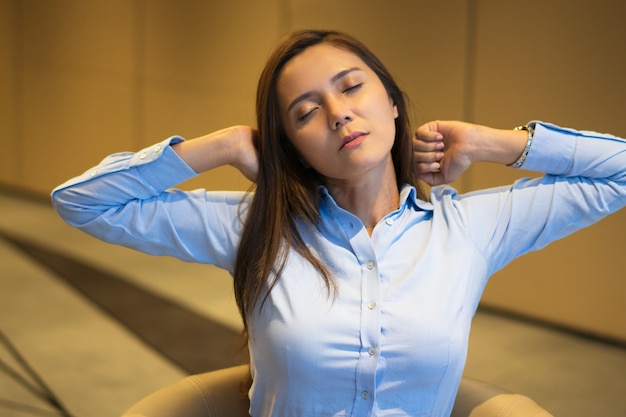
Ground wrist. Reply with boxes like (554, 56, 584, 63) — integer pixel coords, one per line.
(227, 125, 258, 181)
(228, 125, 254, 165)
(507, 125, 534, 168)
(465, 125, 499, 164)
(173, 126, 245, 173)
(470, 125, 529, 165)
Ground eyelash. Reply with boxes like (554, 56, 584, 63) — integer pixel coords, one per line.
(296, 83, 364, 122)
(298, 109, 316, 122)
(344, 83, 363, 94)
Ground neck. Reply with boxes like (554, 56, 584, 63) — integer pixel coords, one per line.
(326, 158, 399, 235)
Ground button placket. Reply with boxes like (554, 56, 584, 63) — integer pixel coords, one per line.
(355, 253, 381, 411)
(334, 216, 380, 414)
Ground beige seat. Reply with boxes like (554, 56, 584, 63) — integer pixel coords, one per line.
(122, 364, 553, 417)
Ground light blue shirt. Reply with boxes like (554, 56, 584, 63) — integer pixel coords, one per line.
(52, 122, 626, 416)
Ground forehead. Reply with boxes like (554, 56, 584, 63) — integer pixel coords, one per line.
(277, 44, 371, 98)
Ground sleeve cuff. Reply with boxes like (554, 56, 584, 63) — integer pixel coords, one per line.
(133, 136, 199, 191)
(514, 121, 577, 175)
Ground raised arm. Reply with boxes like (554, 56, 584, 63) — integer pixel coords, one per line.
(51, 126, 259, 267)
(413, 120, 626, 274)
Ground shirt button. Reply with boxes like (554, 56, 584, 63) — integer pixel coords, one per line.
(139, 153, 147, 160)
(368, 347, 377, 356)
(154, 145, 162, 153)
(361, 391, 369, 399)
(367, 301, 377, 310)
(385, 218, 394, 225)
(366, 261, 375, 270)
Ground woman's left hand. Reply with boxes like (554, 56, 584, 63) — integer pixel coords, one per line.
(413, 120, 531, 185)
(413, 120, 477, 186)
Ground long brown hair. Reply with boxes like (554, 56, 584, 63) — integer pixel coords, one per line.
(233, 29, 427, 330)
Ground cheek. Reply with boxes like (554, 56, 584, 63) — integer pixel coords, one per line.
(284, 127, 320, 162)
(291, 134, 321, 163)
(288, 117, 327, 149)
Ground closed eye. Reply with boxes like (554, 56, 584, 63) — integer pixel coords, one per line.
(344, 83, 363, 94)
(297, 107, 318, 122)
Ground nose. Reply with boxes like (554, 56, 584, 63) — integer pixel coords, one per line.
(327, 96, 353, 130)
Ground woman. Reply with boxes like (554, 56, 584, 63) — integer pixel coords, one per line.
(52, 30, 626, 416)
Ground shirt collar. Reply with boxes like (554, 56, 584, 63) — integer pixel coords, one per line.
(319, 184, 433, 212)
(400, 184, 433, 211)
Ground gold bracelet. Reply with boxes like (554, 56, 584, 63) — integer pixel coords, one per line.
(509, 125, 535, 168)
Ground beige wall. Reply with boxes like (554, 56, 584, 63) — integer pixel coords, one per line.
(467, 1, 626, 344)
(1, 0, 625, 342)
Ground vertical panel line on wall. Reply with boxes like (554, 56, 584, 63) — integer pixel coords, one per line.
(459, 0, 478, 192)
(462, 0, 477, 124)
(13, 0, 24, 184)
(131, 0, 146, 150)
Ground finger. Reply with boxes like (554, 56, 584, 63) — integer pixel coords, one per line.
(414, 161, 441, 175)
(413, 150, 444, 163)
(416, 120, 440, 133)
(415, 130, 444, 143)
(413, 136, 444, 152)
(415, 122, 444, 141)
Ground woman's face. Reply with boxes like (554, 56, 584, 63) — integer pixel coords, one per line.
(277, 43, 398, 184)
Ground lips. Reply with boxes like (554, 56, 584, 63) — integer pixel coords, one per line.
(340, 131, 368, 150)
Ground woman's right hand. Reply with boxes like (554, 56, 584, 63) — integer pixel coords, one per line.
(172, 125, 259, 182)
(229, 125, 259, 182)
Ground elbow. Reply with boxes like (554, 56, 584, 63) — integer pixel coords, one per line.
(50, 187, 103, 228)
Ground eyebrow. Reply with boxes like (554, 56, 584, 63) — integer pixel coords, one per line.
(286, 67, 363, 112)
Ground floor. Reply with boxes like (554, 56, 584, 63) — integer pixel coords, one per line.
(1, 191, 625, 417)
